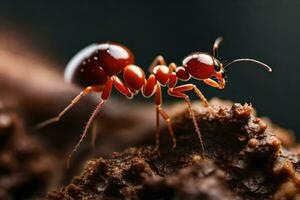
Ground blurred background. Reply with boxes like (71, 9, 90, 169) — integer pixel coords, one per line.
(0, 0, 299, 137)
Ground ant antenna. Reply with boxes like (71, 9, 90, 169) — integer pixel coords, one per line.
(224, 58, 272, 72)
(213, 37, 223, 59)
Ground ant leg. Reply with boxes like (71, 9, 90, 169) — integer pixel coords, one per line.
(157, 107, 176, 149)
(91, 120, 98, 148)
(168, 87, 205, 155)
(67, 79, 113, 167)
(193, 86, 209, 107)
(34, 86, 102, 130)
(154, 106, 160, 153)
(149, 55, 167, 73)
(112, 76, 133, 98)
(167, 63, 178, 88)
(154, 84, 161, 153)
(88, 76, 131, 149)
(154, 84, 176, 152)
(203, 78, 221, 89)
(170, 84, 209, 107)
(89, 76, 131, 150)
(168, 62, 177, 72)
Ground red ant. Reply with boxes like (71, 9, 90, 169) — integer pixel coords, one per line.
(36, 37, 272, 165)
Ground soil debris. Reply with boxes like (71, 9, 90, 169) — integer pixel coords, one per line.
(47, 102, 300, 199)
(0, 101, 57, 199)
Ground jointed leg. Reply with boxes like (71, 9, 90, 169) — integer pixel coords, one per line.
(67, 100, 106, 167)
(154, 84, 162, 152)
(155, 105, 161, 153)
(168, 86, 205, 154)
(157, 106, 176, 149)
(88, 76, 132, 150)
(203, 78, 222, 89)
(112, 76, 133, 98)
(35, 86, 102, 129)
(154, 84, 176, 152)
(167, 63, 178, 88)
(91, 121, 98, 148)
(172, 84, 209, 107)
(67, 79, 113, 167)
(149, 55, 167, 73)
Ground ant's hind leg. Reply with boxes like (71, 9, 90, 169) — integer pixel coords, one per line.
(34, 86, 102, 130)
(91, 121, 98, 148)
(149, 55, 167, 73)
(154, 84, 176, 153)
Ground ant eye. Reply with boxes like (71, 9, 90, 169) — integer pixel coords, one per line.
(214, 60, 221, 72)
(222, 72, 227, 80)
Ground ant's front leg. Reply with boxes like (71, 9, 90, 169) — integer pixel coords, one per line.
(170, 84, 209, 107)
(168, 85, 205, 155)
(149, 55, 167, 73)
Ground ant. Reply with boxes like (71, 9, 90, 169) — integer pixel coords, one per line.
(36, 37, 272, 166)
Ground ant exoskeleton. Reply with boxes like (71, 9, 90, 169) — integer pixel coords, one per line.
(36, 37, 272, 166)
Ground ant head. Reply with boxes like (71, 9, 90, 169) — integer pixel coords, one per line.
(183, 37, 272, 90)
(182, 53, 226, 89)
(211, 57, 227, 89)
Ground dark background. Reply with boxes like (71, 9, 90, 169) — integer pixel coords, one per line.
(0, 1, 299, 136)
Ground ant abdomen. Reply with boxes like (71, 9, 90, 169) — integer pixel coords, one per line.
(64, 42, 134, 88)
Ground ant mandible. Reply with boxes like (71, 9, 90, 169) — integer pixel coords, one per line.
(36, 37, 272, 166)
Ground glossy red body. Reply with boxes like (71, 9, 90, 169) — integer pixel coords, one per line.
(123, 65, 145, 91)
(60, 40, 230, 164)
(63, 41, 226, 145)
(64, 42, 224, 97)
(183, 53, 215, 80)
(38, 38, 271, 166)
(64, 43, 134, 88)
